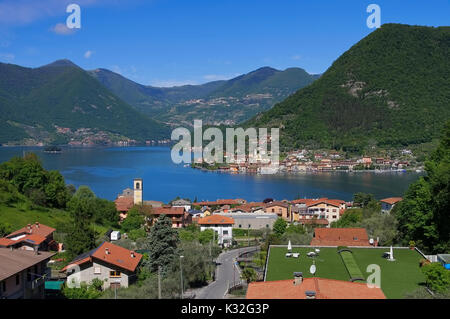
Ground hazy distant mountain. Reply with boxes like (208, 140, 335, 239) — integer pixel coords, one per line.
(0, 60, 169, 145)
(245, 24, 450, 152)
(90, 66, 319, 126)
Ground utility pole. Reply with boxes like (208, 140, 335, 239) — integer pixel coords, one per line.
(158, 266, 161, 299)
(180, 255, 184, 299)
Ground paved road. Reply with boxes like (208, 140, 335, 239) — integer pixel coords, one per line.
(195, 246, 258, 299)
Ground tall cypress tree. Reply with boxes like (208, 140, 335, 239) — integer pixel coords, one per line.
(144, 214, 180, 274)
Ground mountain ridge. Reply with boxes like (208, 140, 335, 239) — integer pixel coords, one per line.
(0, 61, 170, 145)
(245, 23, 450, 152)
(90, 66, 320, 126)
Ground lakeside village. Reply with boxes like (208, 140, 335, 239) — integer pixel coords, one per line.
(192, 147, 423, 174)
(2, 177, 449, 299)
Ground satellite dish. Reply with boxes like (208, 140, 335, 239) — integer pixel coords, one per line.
(369, 238, 374, 245)
(310, 264, 316, 275)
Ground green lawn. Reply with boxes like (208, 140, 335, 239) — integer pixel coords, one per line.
(265, 246, 425, 299)
(340, 250, 364, 280)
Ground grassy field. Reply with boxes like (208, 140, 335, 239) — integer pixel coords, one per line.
(265, 246, 425, 299)
(0, 204, 70, 230)
(0, 204, 109, 235)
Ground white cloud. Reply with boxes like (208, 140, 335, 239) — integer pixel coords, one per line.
(203, 73, 239, 81)
(0, 53, 15, 62)
(50, 23, 76, 35)
(291, 55, 301, 60)
(84, 50, 94, 59)
(149, 79, 199, 88)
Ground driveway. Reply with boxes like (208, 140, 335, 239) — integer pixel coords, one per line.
(195, 246, 258, 299)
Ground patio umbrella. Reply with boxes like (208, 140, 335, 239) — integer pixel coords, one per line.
(288, 240, 292, 251)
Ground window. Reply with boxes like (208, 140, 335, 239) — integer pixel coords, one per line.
(94, 267, 101, 274)
(110, 271, 121, 277)
(332, 215, 337, 219)
(2, 281, 5, 292)
(15, 274, 20, 285)
(238, 224, 242, 228)
(266, 224, 269, 228)
(223, 230, 228, 235)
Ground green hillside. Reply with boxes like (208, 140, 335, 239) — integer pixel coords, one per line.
(0, 60, 170, 145)
(90, 66, 319, 126)
(246, 24, 450, 152)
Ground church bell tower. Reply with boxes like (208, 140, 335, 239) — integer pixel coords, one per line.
(133, 178, 143, 205)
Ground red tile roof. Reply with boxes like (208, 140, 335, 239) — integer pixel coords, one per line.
(62, 242, 142, 273)
(152, 206, 185, 216)
(380, 197, 403, 205)
(310, 228, 371, 246)
(291, 198, 344, 208)
(114, 196, 134, 212)
(198, 215, 235, 225)
(246, 277, 386, 299)
(0, 223, 54, 248)
(234, 202, 266, 212)
(7, 222, 55, 239)
(265, 201, 289, 208)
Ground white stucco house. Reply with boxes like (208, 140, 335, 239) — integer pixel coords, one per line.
(197, 215, 234, 247)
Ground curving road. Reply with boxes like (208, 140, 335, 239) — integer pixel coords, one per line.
(195, 246, 258, 299)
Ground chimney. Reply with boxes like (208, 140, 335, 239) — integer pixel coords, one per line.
(131, 251, 135, 258)
(305, 291, 316, 299)
(105, 247, 110, 255)
(27, 224, 32, 234)
(35, 222, 39, 229)
(293, 272, 303, 286)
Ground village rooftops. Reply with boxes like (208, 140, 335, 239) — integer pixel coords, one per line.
(114, 196, 134, 212)
(61, 242, 142, 273)
(0, 248, 55, 281)
(197, 215, 235, 225)
(310, 228, 372, 246)
(246, 277, 386, 299)
(265, 201, 289, 208)
(152, 206, 185, 215)
(195, 199, 246, 206)
(380, 197, 403, 205)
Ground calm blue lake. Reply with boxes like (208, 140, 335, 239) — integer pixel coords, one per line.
(0, 146, 421, 202)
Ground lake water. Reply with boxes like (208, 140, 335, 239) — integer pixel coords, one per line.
(0, 146, 422, 202)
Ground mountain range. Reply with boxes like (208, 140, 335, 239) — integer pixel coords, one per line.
(245, 24, 450, 153)
(0, 60, 318, 145)
(89, 66, 319, 126)
(1, 23, 448, 149)
(0, 60, 169, 145)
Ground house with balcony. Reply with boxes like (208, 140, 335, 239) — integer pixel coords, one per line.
(61, 242, 142, 290)
(0, 247, 54, 299)
(291, 198, 345, 226)
(149, 206, 191, 228)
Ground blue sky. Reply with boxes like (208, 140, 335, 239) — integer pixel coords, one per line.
(0, 0, 448, 86)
